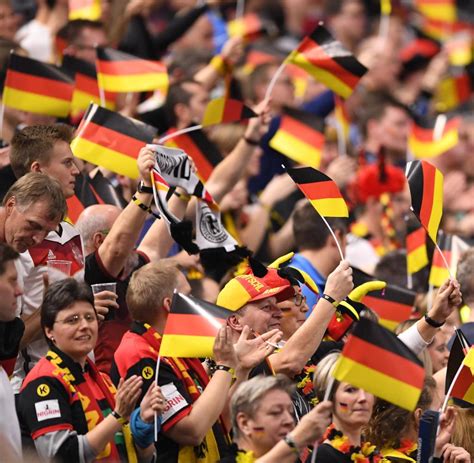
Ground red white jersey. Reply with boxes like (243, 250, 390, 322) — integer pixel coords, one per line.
(11, 221, 85, 393)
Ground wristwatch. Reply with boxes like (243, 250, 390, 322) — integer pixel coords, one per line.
(137, 181, 153, 194)
(424, 314, 445, 328)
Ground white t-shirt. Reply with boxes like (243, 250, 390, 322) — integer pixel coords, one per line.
(11, 222, 84, 393)
(15, 20, 54, 63)
(0, 366, 22, 461)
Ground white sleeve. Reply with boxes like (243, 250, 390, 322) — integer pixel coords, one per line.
(398, 323, 430, 355)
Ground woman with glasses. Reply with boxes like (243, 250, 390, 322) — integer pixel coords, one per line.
(17, 279, 165, 463)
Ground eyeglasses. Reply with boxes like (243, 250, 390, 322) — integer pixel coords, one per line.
(293, 294, 306, 307)
(54, 313, 97, 326)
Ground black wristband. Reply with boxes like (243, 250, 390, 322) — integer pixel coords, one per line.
(322, 293, 338, 307)
(243, 136, 260, 146)
(111, 410, 127, 425)
(137, 181, 153, 194)
(215, 364, 234, 375)
(424, 314, 445, 328)
(283, 434, 299, 454)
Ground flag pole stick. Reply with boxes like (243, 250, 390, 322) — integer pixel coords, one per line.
(0, 102, 4, 140)
(427, 284, 434, 311)
(98, 85, 106, 107)
(264, 61, 287, 103)
(378, 14, 390, 43)
(407, 271, 413, 290)
(335, 121, 347, 156)
(154, 353, 162, 442)
(158, 124, 203, 144)
(236, 0, 245, 19)
(440, 358, 465, 414)
(320, 214, 344, 260)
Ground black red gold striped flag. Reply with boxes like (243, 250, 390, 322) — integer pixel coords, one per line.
(406, 220, 429, 275)
(71, 103, 156, 178)
(3, 53, 73, 117)
(333, 94, 350, 143)
(287, 166, 348, 217)
(435, 72, 472, 111)
(415, 0, 456, 22)
(270, 107, 325, 168)
(160, 292, 233, 358)
(201, 97, 257, 127)
(352, 268, 415, 331)
(62, 55, 116, 117)
(96, 47, 168, 94)
(333, 317, 425, 410)
(69, 0, 101, 20)
(446, 330, 474, 404)
(408, 115, 460, 159)
(165, 128, 222, 181)
(227, 13, 269, 42)
(429, 232, 452, 287)
(405, 160, 443, 243)
(285, 24, 367, 98)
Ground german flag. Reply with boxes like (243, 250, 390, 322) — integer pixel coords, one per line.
(201, 97, 257, 127)
(333, 94, 350, 143)
(414, 0, 456, 22)
(420, 17, 471, 41)
(352, 268, 415, 331)
(71, 103, 157, 179)
(96, 47, 168, 94)
(287, 166, 348, 217)
(3, 53, 73, 117)
(159, 292, 234, 358)
(446, 32, 473, 66)
(406, 219, 429, 275)
(408, 115, 460, 159)
(270, 107, 325, 168)
(435, 71, 472, 112)
(69, 0, 101, 20)
(165, 128, 222, 181)
(241, 45, 281, 74)
(285, 24, 367, 98)
(405, 160, 443, 243)
(446, 331, 474, 404)
(333, 317, 425, 410)
(286, 63, 309, 99)
(429, 232, 452, 287)
(62, 55, 115, 118)
(227, 13, 268, 42)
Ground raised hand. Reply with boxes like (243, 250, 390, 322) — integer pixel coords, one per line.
(137, 147, 155, 187)
(213, 325, 238, 369)
(139, 382, 166, 424)
(430, 280, 462, 324)
(290, 400, 333, 448)
(325, 260, 353, 304)
(114, 375, 143, 421)
(93, 290, 119, 321)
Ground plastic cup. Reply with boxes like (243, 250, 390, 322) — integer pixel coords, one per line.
(91, 282, 117, 295)
(47, 260, 72, 281)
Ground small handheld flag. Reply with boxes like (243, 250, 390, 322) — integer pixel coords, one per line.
(201, 97, 257, 127)
(69, 0, 101, 20)
(160, 292, 234, 358)
(406, 218, 429, 276)
(332, 317, 425, 411)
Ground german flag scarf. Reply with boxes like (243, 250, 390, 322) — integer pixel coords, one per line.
(45, 347, 137, 463)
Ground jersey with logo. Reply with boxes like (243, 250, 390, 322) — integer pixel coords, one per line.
(11, 222, 85, 393)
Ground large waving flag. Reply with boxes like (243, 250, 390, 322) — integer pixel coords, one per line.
(408, 115, 460, 159)
(333, 317, 425, 410)
(445, 330, 474, 404)
(285, 24, 367, 98)
(69, 0, 101, 20)
(287, 166, 349, 217)
(201, 97, 257, 127)
(160, 292, 234, 358)
(405, 160, 443, 243)
(3, 53, 73, 117)
(96, 47, 168, 94)
(165, 128, 222, 181)
(71, 103, 156, 178)
(352, 268, 416, 331)
(269, 107, 325, 168)
(62, 55, 115, 117)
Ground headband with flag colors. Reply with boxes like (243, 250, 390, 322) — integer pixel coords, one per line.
(352, 267, 415, 331)
(159, 292, 234, 358)
(164, 128, 222, 181)
(408, 115, 460, 159)
(71, 103, 156, 179)
(96, 47, 168, 94)
(406, 219, 429, 275)
(68, 0, 101, 20)
(269, 107, 325, 169)
(62, 55, 116, 118)
(445, 330, 474, 405)
(201, 97, 257, 127)
(287, 166, 349, 218)
(285, 24, 367, 98)
(3, 53, 73, 117)
(405, 160, 443, 243)
(332, 317, 424, 411)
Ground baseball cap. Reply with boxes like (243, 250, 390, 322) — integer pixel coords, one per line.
(216, 273, 295, 312)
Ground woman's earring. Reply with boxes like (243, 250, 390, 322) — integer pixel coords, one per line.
(50, 337, 55, 343)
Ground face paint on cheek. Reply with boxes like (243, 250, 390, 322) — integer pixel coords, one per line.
(251, 426, 265, 437)
(339, 403, 349, 413)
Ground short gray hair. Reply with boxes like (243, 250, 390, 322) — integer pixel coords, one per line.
(75, 211, 111, 251)
(230, 374, 294, 439)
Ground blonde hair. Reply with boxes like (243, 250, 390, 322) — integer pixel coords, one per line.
(451, 407, 474, 456)
(126, 261, 180, 323)
(313, 351, 341, 402)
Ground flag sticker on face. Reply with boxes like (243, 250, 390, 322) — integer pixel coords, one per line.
(35, 400, 61, 422)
